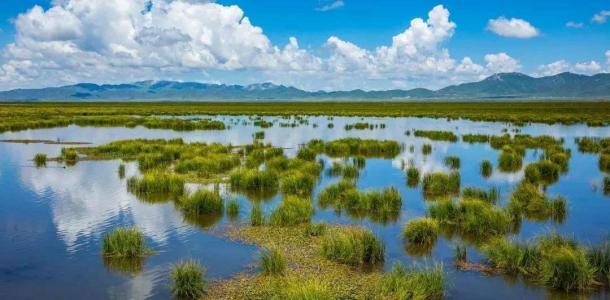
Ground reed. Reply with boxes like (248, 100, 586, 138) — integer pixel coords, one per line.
(524, 160, 560, 185)
(279, 171, 318, 197)
(226, 199, 240, 219)
(127, 172, 184, 195)
(422, 144, 432, 155)
(230, 169, 278, 191)
(508, 183, 566, 223)
(428, 198, 512, 238)
(253, 131, 265, 140)
(304, 223, 327, 237)
(170, 260, 206, 299)
(118, 164, 126, 178)
(604, 176, 610, 196)
(321, 228, 385, 266)
(498, 147, 523, 172)
(462, 134, 490, 144)
(444, 156, 460, 169)
(250, 205, 266, 226)
(414, 130, 458, 142)
(102, 227, 150, 258)
(260, 248, 287, 276)
(274, 279, 333, 300)
(406, 166, 420, 187)
(462, 186, 499, 204)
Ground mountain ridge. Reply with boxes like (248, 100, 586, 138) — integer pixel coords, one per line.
(1, 72, 610, 101)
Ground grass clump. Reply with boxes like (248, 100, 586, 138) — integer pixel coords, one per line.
(462, 186, 499, 204)
(127, 173, 185, 196)
(462, 134, 490, 143)
(403, 218, 440, 247)
(321, 228, 385, 266)
(498, 146, 523, 172)
(480, 160, 493, 178)
(508, 183, 566, 223)
(604, 176, 610, 196)
(230, 169, 278, 192)
(272, 279, 333, 300)
(304, 223, 327, 237)
(422, 172, 460, 199)
(226, 199, 240, 219)
(171, 260, 206, 299)
(118, 164, 126, 178)
(444, 156, 460, 169)
(316, 138, 401, 158)
(381, 263, 445, 300)
(269, 196, 314, 226)
(260, 248, 287, 276)
(251, 205, 266, 226)
(102, 227, 150, 258)
(414, 130, 458, 142)
(422, 144, 432, 155)
(428, 198, 513, 239)
(588, 242, 610, 285)
(279, 171, 318, 197)
(524, 160, 561, 185)
(253, 131, 265, 140)
(33, 153, 47, 167)
(318, 181, 402, 223)
(180, 189, 224, 215)
(406, 166, 420, 187)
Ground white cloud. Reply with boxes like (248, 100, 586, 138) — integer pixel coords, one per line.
(487, 17, 540, 38)
(536, 60, 570, 76)
(592, 10, 610, 24)
(316, 0, 344, 12)
(574, 61, 602, 74)
(484, 52, 521, 73)
(565, 21, 584, 28)
(606, 50, 610, 66)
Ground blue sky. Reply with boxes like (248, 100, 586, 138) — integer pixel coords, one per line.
(0, 0, 608, 91)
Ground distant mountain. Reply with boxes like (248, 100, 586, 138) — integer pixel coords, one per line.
(1, 72, 609, 101)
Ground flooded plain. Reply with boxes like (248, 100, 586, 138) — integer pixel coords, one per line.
(1, 115, 609, 299)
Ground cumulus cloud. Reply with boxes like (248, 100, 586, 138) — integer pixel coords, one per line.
(536, 60, 570, 76)
(487, 17, 540, 38)
(574, 61, 602, 74)
(0, 2, 566, 91)
(592, 10, 610, 24)
(316, 0, 344, 12)
(484, 53, 521, 73)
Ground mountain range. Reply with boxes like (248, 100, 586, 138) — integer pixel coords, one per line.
(1, 72, 610, 101)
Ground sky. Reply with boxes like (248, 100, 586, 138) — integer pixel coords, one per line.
(0, 0, 608, 91)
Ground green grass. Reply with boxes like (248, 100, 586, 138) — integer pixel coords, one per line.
(588, 242, 610, 285)
(406, 166, 420, 187)
(313, 138, 401, 158)
(102, 227, 150, 258)
(279, 171, 318, 197)
(414, 130, 458, 142)
(230, 169, 278, 192)
(604, 176, 610, 196)
(118, 164, 126, 178)
(498, 147, 523, 172)
(422, 172, 460, 199)
(226, 199, 240, 219)
(508, 183, 566, 223)
(480, 160, 493, 178)
(127, 172, 185, 196)
(251, 205, 266, 226)
(271, 279, 333, 300)
(422, 144, 432, 155)
(253, 131, 265, 140)
(171, 260, 206, 299)
(33, 153, 47, 167)
(462, 186, 500, 204)
(321, 228, 385, 266)
(304, 223, 327, 237)
(462, 134, 490, 143)
(180, 189, 224, 215)
(269, 196, 314, 226)
(403, 218, 440, 246)
(260, 248, 287, 276)
(428, 198, 513, 239)
(524, 160, 561, 185)
(381, 263, 445, 300)
(444, 156, 461, 169)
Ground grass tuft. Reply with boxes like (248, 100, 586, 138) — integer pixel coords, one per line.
(102, 227, 150, 258)
(260, 248, 287, 276)
(171, 260, 206, 299)
(321, 228, 385, 266)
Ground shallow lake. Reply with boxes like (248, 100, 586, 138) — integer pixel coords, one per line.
(1, 115, 609, 299)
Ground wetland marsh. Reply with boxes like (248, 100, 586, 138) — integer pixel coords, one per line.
(1, 102, 610, 299)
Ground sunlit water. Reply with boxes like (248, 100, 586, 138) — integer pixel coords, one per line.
(1, 115, 609, 299)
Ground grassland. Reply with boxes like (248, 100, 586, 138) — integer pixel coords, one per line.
(0, 101, 609, 134)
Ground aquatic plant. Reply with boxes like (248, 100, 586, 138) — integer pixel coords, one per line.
(102, 227, 150, 258)
(317, 138, 401, 158)
(462, 186, 499, 204)
(60, 148, 78, 163)
(260, 248, 287, 276)
(269, 196, 314, 226)
(588, 242, 610, 285)
(33, 153, 47, 167)
(296, 147, 317, 161)
(406, 166, 420, 187)
(498, 146, 523, 172)
(251, 205, 266, 226)
(480, 160, 493, 178)
(422, 144, 432, 155)
(600, 154, 610, 173)
(127, 172, 184, 196)
(403, 218, 440, 246)
(170, 260, 206, 299)
(414, 130, 458, 142)
(226, 199, 240, 219)
(524, 160, 561, 185)
(253, 131, 265, 140)
(462, 134, 490, 144)
(118, 164, 126, 178)
(304, 223, 327, 237)
(428, 198, 513, 238)
(422, 172, 460, 199)
(381, 263, 445, 300)
(352, 156, 366, 169)
(454, 244, 467, 262)
(279, 171, 318, 197)
(180, 189, 224, 215)
(508, 183, 566, 223)
(230, 168, 278, 191)
(444, 156, 460, 169)
(604, 176, 610, 196)
(321, 228, 385, 266)
(272, 279, 333, 300)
